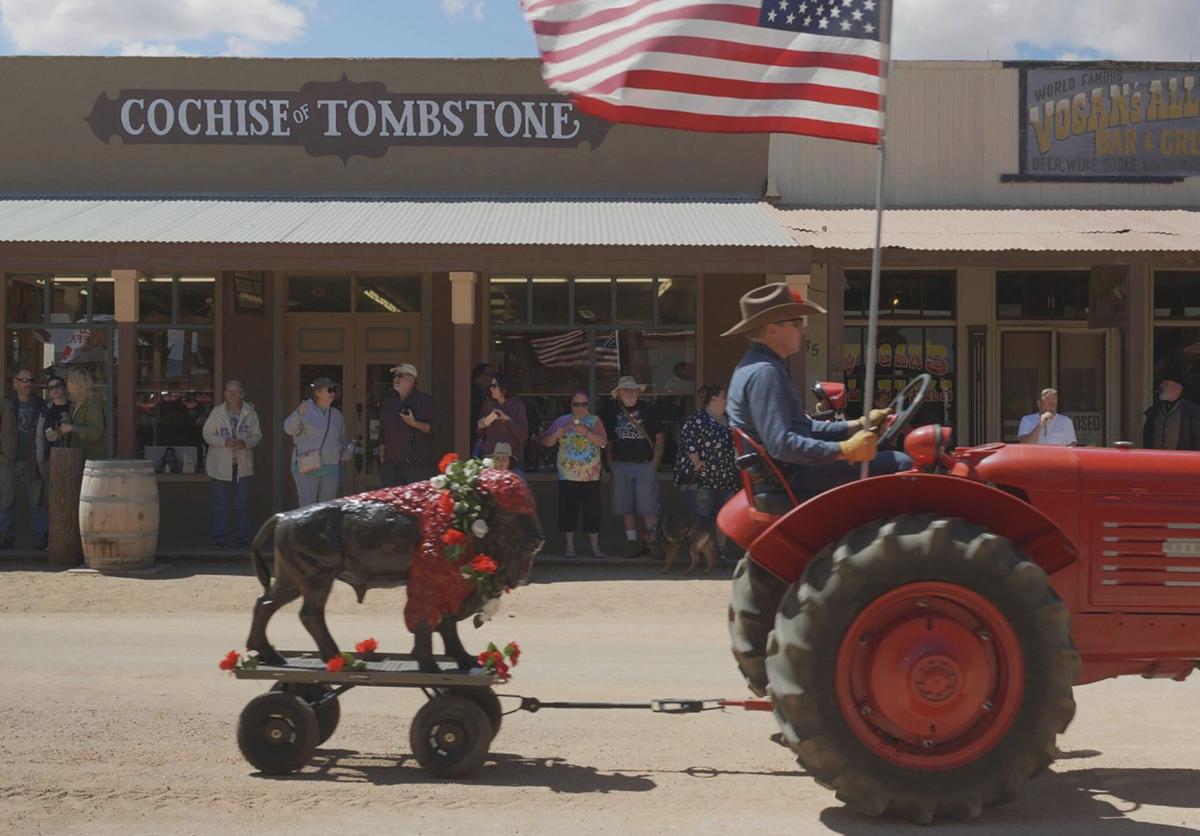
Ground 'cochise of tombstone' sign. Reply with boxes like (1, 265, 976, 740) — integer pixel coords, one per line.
(85, 74, 613, 161)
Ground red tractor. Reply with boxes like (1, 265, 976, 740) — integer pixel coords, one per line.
(719, 374, 1200, 823)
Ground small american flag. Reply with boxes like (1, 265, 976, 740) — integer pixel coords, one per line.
(531, 330, 622, 369)
(520, 0, 886, 144)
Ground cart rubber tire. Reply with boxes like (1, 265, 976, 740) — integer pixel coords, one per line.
(237, 692, 319, 775)
(409, 695, 492, 779)
(441, 686, 503, 737)
(728, 555, 789, 696)
(766, 514, 1079, 824)
(271, 682, 341, 746)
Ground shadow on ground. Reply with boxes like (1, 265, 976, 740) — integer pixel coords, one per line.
(819, 766, 1200, 834)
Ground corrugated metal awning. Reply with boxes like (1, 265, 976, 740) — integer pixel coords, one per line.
(771, 208, 1200, 252)
(0, 198, 796, 248)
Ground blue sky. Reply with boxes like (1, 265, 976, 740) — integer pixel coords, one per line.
(0, 1, 1195, 61)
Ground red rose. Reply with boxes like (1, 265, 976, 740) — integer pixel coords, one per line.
(790, 288, 804, 304)
(436, 491, 454, 515)
(326, 655, 346, 672)
(443, 528, 467, 546)
(355, 637, 378, 654)
(219, 650, 240, 671)
(471, 555, 498, 575)
(504, 641, 521, 665)
(438, 453, 459, 473)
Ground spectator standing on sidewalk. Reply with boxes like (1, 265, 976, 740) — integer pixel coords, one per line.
(202, 380, 262, 549)
(542, 390, 608, 559)
(0, 369, 47, 549)
(35, 376, 70, 484)
(673, 384, 738, 562)
(477, 373, 529, 471)
(59, 368, 107, 463)
(378, 363, 434, 486)
(601, 375, 664, 559)
(285, 377, 349, 507)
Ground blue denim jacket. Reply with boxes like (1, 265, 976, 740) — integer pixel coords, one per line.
(727, 342, 848, 467)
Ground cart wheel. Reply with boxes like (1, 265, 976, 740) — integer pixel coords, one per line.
(237, 692, 319, 775)
(409, 695, 492, 779)
(440, 686, 503, 736)
(271, 682, 341, 745)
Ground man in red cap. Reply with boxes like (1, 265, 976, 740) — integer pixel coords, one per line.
(724, 283, 911, 499)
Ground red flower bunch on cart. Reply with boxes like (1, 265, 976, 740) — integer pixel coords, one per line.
(355, 636, 379, 655)
(217, 649, 258, 672)
(477, 641, 521, 683)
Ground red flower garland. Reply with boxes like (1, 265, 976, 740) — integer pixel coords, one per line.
(438, 452, 459, 473)
(477, 641, 521, 682)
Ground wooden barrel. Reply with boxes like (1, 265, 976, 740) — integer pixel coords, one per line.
(79, 459, 160, 572)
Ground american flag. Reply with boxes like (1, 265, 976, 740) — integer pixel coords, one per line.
(520, 0, 886, 144)
(531, 330, 621, 369)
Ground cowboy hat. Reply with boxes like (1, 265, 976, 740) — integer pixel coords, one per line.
(610, 375, 647, 398)
(721, 282, 826, 337)
(490, 442, 513, 458)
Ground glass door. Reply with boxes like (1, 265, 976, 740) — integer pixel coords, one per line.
(1000, 329, 1109, 445)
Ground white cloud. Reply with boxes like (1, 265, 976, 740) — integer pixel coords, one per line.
(441, 0, 485, 23)
(893, 0, 1199, 61)
(118, 41, 194, 57)
(0, 0, 307, 54)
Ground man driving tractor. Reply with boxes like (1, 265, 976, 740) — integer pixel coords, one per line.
(724, 283, 912, 498)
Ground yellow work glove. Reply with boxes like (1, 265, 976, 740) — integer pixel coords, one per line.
(865, 407, 892, 431)
(839, 429, 879, 463)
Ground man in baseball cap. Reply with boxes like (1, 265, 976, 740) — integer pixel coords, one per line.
(725, 283, 910, 501)
(378, 362, 434, 486)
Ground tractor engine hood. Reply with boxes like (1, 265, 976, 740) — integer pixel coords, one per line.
(955, 443, 1081, 494)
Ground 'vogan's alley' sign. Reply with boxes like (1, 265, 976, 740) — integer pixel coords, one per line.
(1016, 63, 1200, 181)
(85, 75, 613, 160)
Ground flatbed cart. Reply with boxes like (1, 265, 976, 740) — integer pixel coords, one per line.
(233, 650, 771, 779)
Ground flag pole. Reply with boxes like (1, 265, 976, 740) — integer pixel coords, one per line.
(860, 0, 895, 480)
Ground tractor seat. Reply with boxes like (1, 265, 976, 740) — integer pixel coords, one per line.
(732, 429, 799, 519)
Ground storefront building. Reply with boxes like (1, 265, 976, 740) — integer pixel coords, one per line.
(769, 60, 1200, 448)
(1, 56, 1196, 551)
(0, 56, 802, 551)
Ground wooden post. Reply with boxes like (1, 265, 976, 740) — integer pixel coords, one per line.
(48, 446, 84, 567)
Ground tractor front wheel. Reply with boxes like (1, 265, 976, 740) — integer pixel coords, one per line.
(766, 515, 1079, 823)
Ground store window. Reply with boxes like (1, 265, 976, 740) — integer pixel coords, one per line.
(288, 276, 351, 313)
(490, 275, 696, 473)
(844, 270, 955, 318)
(357, 276, 421, 313)
(996, 271, 1089, 320)
(1152, 271, 1200, 400)
(136, 275, 217, 469)
(843, 325, 957, 430)
(5, 274, 117, 456)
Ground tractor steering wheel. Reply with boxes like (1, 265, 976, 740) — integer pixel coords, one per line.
(877, 374, 933, 447)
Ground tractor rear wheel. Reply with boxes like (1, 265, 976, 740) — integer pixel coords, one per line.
(766, 514, 1079, 823)
(728, 555, 788, 696)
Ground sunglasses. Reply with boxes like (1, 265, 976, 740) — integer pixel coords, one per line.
(15, 377, 33, 383)
(571, 401, 589, 407)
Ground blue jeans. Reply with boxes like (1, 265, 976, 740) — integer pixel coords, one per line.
(787, 451, 914, 499)
(211, 467, 251, 546)
(0, 460, 48, 540)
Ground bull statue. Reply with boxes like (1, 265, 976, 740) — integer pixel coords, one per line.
(246, 467, 543, 674)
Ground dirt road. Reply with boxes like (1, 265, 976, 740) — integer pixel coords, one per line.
(1, 559, 1197, 835)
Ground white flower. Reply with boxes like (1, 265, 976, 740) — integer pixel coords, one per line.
(478, 596, 500, 623)
(482, 457, 495, 469)
(471, 518, 489, 538)
(430, 475, 447, 489)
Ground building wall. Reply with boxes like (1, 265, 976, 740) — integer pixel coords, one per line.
(0, 56, 768, 199)
(770, 61, 1200, 208)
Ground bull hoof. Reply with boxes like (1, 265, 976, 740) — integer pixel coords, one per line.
(454, 653, 480, 672)
(252, 646, 287, 667)
(417, 657, 442, 675)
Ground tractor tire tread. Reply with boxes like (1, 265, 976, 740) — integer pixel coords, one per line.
(766, 514, 1080, 823)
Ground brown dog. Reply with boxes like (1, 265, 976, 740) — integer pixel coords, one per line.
(659, 514, 718, 575)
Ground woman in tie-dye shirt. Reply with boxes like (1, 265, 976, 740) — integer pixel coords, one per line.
(541, 390, 608, 558)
